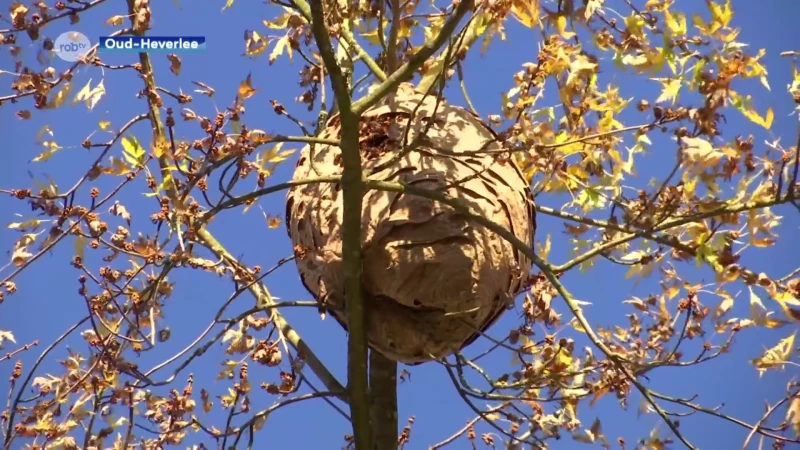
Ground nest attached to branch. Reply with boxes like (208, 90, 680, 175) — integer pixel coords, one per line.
(285, 83, 535, 364)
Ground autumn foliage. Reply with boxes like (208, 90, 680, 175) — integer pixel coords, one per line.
(1, 0, 800, 449)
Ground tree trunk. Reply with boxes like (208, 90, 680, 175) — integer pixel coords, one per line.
(369, 351, 398, 450)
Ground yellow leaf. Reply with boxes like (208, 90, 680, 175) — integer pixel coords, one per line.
(713, 295, 733, 319)
(654, 78, 681, 104)
(35, 125, 53, 143)
(262, 211, 282, 229)
(260, 143, 294, 165)
(121, 135, 145, 167)
(787, 394, 800, 436)
(269, 35, 290, 65)
(729, 91, 773, 129)
(245, 30, 268, 57)
(774, 292, 800, 322)
(98, 120, 112, 131)
(72, 79, 106, 111)
(0, 330, 16, 347)
(663, 9, 687, 36)
(238, 73, 257, 100)
(567, 54, 597, 85)
(537, 234, 551, 260)
(106, 15, 125, 26)
(584, 0, 604, 20)
(7, 219, 43, 232)
(511, 0, 540, 28)
(32, 141, 62, 162)
(360, 27, 383, 46)
(752, 333, 795, 374)
(555, 14, 575, 39)
(152, 137, 169, 159)
(263, 13, 291, 29)
(750, 287, 788, 329)
(11, 246, 33, 266)
(681, 136, 724, 171)
(46, 83, 73, 109)
(692, 14, 718, 35)
(707, 0, 733, 29)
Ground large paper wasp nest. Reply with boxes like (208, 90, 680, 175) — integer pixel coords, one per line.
(286, 83, 535, 364)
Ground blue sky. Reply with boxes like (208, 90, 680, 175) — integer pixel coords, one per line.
(1, 1, 799, 449)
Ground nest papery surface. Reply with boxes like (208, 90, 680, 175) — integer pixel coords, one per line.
(286, 83, 535, 364)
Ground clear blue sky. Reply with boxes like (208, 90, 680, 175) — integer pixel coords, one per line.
(2, 1, 799, 449)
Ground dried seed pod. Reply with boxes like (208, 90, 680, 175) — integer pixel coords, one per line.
(286, 83, 535, 364)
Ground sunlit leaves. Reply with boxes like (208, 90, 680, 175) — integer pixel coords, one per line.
(554, 14, 575, 39)
(9, 3, 28, 25)
(10, 231, 40, 266)
(663, 8, 687, 37)
(680, 136, 726, 173)
(217, 360, 237, 380)
(572, 417, 610, 448)
(713, 291, 734, 320)
(262, 211, 282, 229)
(106, 15, 125, 26)
(751, 332, 795, 375)
(269, 34, 292, 65)
(0, 330, 15, 348)
(72, 79, 106, 111)
(258, 143, 295, 167)
(510, 0, 540, 28)
(653, 78, 681, 104)
(787, 394, 800, 436)
(244, 30, 268, 57)
(121, 135, 145, 167)
(222, 322, 256, 355)
(729, 91, 774, 130)
(583, 0, 604, 21)
(747, 288, 788, 330)
(693, 0, 733, 36)
(708, 0, 734, 29)
(45, 83, 72, 109)
(567, 55, 597, 86)
(789, 67, 800, 110)
(263, 7, 304, 29)
(32, 140, 62, 163)
(237, 73, 257, 101)
(7, 219, 44, 233)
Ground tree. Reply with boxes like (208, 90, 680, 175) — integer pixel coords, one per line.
(1, 0, 799, 448)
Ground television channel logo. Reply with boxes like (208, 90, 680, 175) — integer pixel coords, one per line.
(53, 31, 91, 62)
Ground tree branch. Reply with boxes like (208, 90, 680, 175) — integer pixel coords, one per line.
(352, 0, 475, 115)
(415, 12, 491, 93)
(195, 229, 346, 399)
(289, 0, 387, 82)
(308, 2, 372, 449)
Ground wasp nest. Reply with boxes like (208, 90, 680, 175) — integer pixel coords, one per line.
(286, 83, 535, 364)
